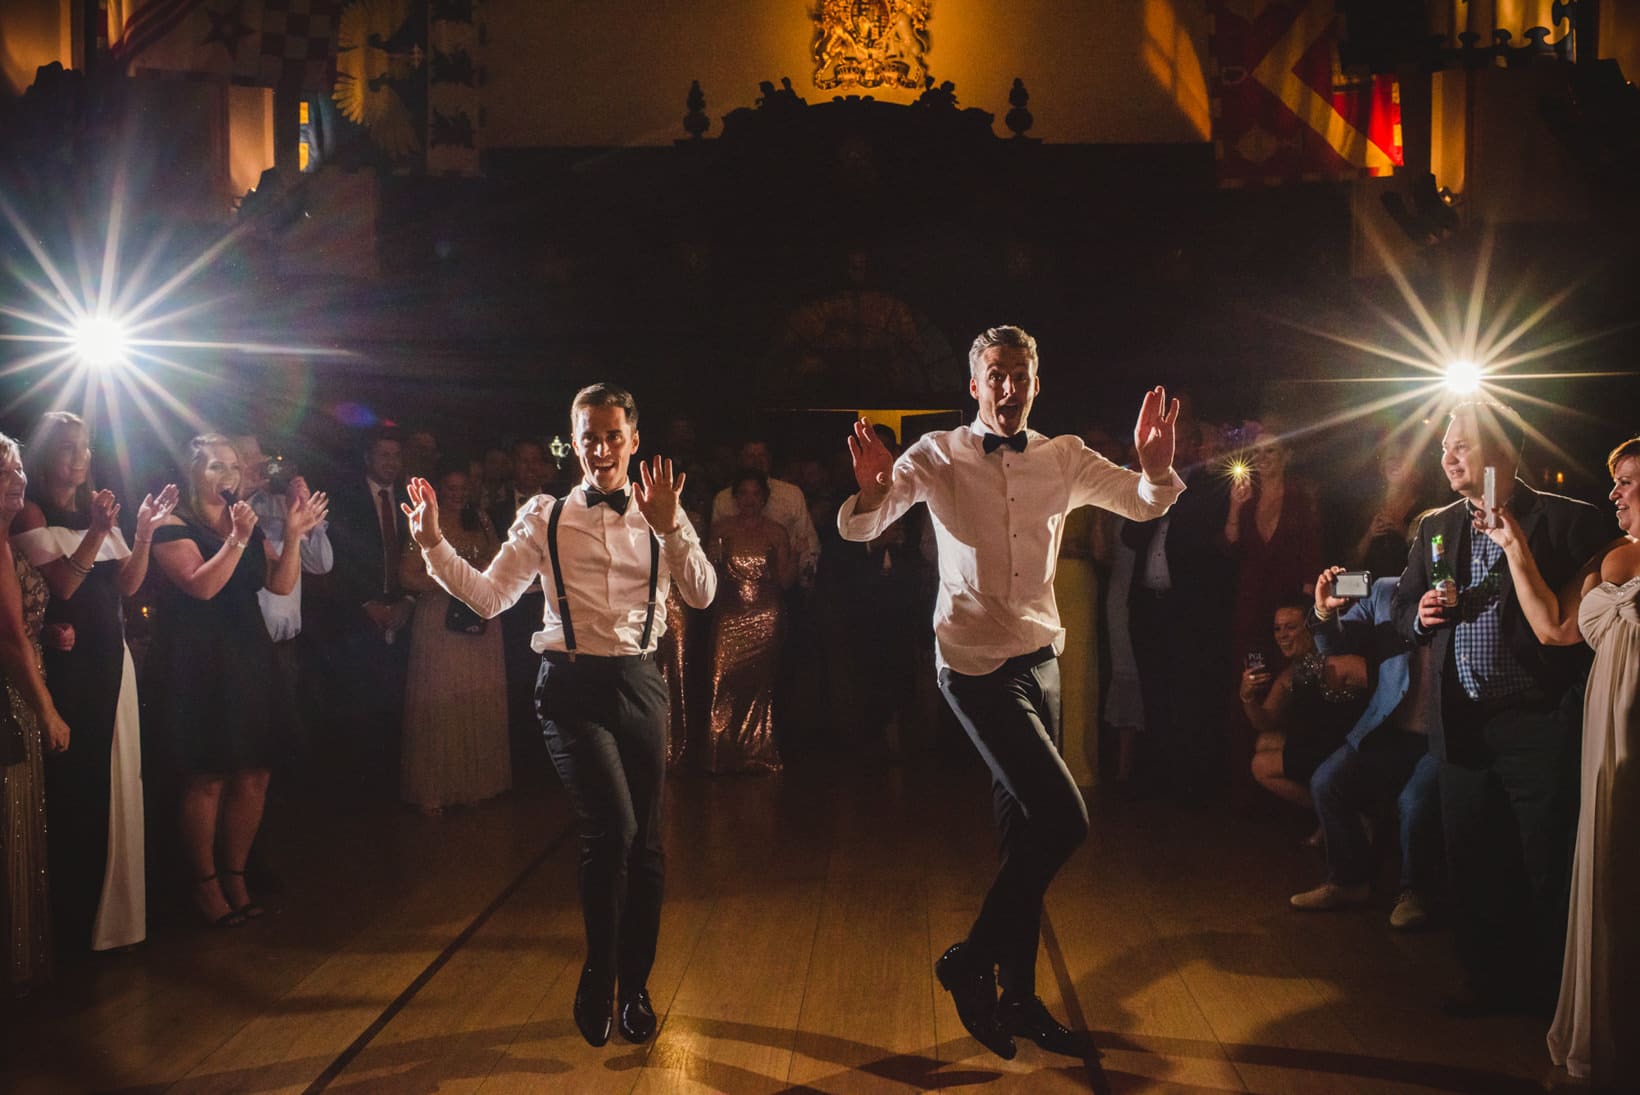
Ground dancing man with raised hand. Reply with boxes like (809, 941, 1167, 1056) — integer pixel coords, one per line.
(839, 325, 1184, 1058)
(402, 383, 716, 1048)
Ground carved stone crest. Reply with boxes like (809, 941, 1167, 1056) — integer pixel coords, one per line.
(812, 0, 930, 92)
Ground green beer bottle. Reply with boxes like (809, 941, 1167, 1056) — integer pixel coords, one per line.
(1430, 533, 1457, 607)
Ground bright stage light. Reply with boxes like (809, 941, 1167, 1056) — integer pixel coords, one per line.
(1444, 359, 1481, 394)
(73, 316, 130, 369)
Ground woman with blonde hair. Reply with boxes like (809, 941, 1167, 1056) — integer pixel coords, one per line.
(13, 411, 176, 954)
(1480, 436, 1640, 1087)
(144, 434, 326, 926)
(1, 430, 71, 993)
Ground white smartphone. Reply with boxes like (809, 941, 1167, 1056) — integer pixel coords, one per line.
(1483, 466, 1497, 528)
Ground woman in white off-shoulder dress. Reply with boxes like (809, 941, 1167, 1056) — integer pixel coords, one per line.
(1483, 436, 1640, 1087)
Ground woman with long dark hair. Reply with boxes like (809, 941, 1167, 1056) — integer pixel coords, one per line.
(13, 411, 176, 954)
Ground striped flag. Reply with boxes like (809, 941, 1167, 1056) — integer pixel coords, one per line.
(1209, 0, 1403, 187)
(107, 0, 208, 65)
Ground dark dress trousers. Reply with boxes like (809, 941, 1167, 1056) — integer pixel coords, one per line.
(1392, 481, 1607, 1005)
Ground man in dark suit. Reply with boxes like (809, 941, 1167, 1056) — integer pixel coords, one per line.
(1122, 417, 1234, 799)
(319, 429, 414, 792)
(1392, 400, 1607, 1015)
(492, 437, 554, 770)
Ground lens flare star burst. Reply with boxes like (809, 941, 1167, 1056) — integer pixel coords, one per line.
(0, 184, 346, 486)
(1270, 224, 1639, 481)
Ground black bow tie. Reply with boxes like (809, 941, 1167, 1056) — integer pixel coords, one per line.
(982, 431, 1028, 454)
(584, 487, 630, 515)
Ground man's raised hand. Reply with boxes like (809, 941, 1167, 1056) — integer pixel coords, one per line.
(1133, 386, 1180, 480)
(634, 456, 684, 534)
(847, 417, 893, 510)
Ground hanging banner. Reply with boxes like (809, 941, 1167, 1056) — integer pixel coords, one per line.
(1209, 0, 1403, 187)
(122, 0, 339, 92)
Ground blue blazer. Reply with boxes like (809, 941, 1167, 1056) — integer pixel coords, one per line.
(1313, 576, 1414, 750)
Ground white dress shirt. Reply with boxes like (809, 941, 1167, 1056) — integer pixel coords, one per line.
(838, 420, 1185, 675)
(248, 488, 334, 641)
(423, 482, 716, 657)
(712, 477, 820, 578)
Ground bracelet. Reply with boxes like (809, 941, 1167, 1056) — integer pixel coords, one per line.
(135, 536, 152, 546)
(65, 557, 93, 577)
(225, 535, 246, 551)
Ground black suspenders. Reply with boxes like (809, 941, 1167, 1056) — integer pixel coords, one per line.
(547, 494, 660, 660)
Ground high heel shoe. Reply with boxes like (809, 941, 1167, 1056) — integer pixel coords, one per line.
(220, 868, 265, 920)
(193, 874, 246, 928)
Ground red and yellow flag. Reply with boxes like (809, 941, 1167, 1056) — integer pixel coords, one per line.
(1209, 0, 1403, 186)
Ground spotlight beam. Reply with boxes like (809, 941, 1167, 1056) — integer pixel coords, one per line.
(0, 194, 88, 329)
(1359, 217, 1456, 363)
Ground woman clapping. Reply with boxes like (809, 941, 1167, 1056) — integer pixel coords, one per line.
(144, 434, 326, 927)
(13, 411, 176, 954)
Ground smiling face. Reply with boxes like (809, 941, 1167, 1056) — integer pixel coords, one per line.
(970, 344, 1040, 437)
(1440, 409, 1516, 502)
(194, 443, 242, 503)
(365, 438, 403, 485)
(1612, 455, 1639, 538)
(573, 404, 638, 493)
(1249, 438, 1288, 479)
(1272, 606, 1311, 660)
(435, 470, 470, 512)
(44, 421, 93, 493)
(0, 443, 26, 522)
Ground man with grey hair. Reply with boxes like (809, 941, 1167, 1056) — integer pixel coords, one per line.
(840, 325, 1184, 1058)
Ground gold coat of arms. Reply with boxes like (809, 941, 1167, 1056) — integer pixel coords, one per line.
(812, 0, 931, 91)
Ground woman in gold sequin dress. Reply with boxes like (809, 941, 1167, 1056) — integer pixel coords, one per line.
(703, 470, 795, 773)
(399, 467, 511, 814)
(2, 432, 71, 995)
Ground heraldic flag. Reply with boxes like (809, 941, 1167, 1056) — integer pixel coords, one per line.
(107, 0, 338, 92)
(1209, 0, 1403, 186)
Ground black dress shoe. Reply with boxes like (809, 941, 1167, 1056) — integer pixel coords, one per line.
(998, 994, 1087, 1057)
(934, 942, 1016, 1060)
(573, 966, 614, 1047)
(618, 988, 657, 1043)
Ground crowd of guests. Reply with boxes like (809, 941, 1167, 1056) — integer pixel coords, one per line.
(1, 397, 1635, 1090)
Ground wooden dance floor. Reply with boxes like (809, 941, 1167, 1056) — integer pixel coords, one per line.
(4, 754, 1568, 1093)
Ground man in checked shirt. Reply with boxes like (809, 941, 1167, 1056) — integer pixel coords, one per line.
(1394, 400, 1606, 1018)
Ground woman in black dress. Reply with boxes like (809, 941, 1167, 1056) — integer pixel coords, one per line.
(146, 435, 326, 927)
(13, 411, 176, 954)
(1241, 600, 1368, 813)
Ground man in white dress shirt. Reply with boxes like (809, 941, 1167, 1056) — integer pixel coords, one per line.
(402, 383, 716, 1048)
(711, 439, 820, 585)
(840, 326, 1183, 1059)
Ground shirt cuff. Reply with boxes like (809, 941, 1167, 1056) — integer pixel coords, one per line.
(1138, 468, 1186, 505)
(657, 518, 701, 554)
(836, 492, 885, 541)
